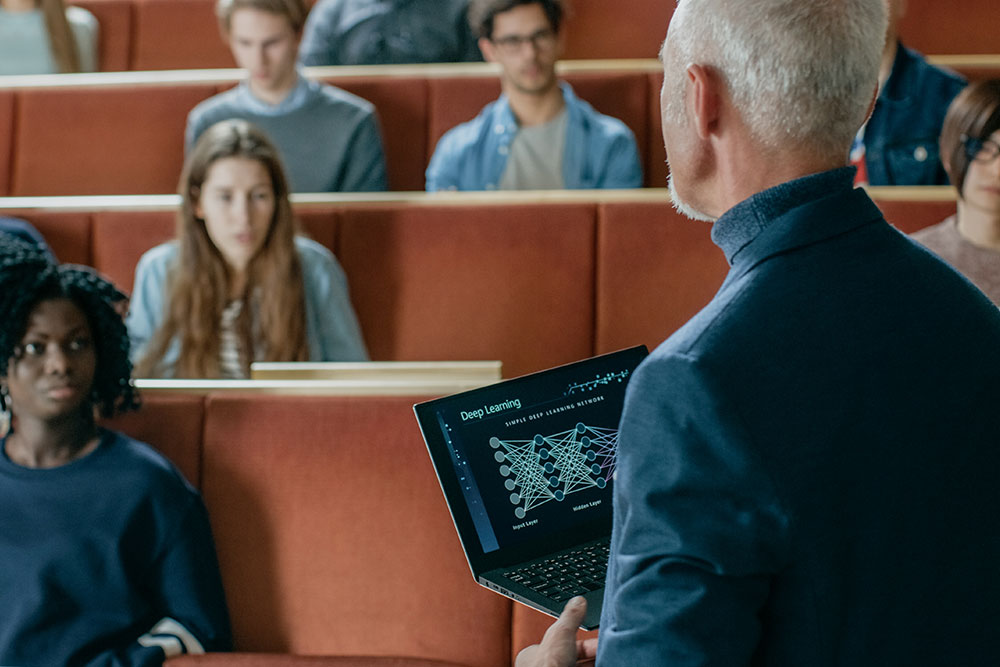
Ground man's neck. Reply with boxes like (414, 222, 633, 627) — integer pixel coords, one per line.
(505, 83, 565, 128)
(712, 132, 848, 218)
(248, 74, 299, 107)
(957, 202, 1000, 251)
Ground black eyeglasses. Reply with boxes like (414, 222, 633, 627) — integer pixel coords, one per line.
(491, 28, 556, 54)
(961, 134, 1000, 163)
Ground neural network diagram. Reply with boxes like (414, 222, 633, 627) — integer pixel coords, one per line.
(490, 422, 617, 519)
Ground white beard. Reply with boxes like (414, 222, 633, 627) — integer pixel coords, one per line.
(667, 171, 717, 222)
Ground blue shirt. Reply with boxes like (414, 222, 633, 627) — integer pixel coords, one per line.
(425, 82, 643, 191)
(127, 236, 369, 377)
(863, 42, 966, 185)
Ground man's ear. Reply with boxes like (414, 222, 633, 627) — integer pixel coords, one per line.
(687, 63, 720, 140)
(479, 36, 497, 63)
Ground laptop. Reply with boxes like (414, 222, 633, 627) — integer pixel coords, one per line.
(414, 346, 648, 629)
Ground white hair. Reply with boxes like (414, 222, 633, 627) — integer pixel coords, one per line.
(666, 0, 887, 156)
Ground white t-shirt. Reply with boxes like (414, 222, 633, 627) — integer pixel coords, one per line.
(0, 6, 98, 75)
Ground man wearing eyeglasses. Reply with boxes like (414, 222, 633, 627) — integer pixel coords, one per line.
(425, 0, 642, 191)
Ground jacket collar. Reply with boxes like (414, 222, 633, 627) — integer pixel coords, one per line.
(492, 80, 576, 129)
(712, 167, 883, 269)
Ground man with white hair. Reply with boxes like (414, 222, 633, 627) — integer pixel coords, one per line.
(516, 0, 1000, 664)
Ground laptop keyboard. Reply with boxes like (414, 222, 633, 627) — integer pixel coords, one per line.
(503, 540, 610, 603)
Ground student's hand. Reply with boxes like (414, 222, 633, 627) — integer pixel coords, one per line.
(514, 597, 599, 667)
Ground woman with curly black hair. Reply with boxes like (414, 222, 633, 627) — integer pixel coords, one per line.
(0, 234, 231, 664)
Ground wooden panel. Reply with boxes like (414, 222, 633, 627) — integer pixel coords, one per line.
(76, 0, 133, 71)
(11, 83, 216, 195)
(295, 206, 338, 252)
(92, 209, 176, 292)
(595, 201, 728, 354)
(563, 0, 673, 60)
(900, 0, 998, 55)
(200, 394, 512, 662)
(131, 0, 233, 70)
(0, 92, 14, 196)
(871, 195, 957, 235)
(338, 202, 597, 377)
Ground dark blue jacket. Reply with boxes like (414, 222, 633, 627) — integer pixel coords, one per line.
(865, 43, 966, 185)
(599, 168, 1000, 665)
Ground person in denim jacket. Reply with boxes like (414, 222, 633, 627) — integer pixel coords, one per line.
(426, 0, 641, 192)
(855, 0, 965, 185)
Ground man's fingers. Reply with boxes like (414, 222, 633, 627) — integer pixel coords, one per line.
(578, 636, 599, 659)
(545, 596, 588, 638)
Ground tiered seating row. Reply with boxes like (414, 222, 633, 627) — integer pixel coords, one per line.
(0, 64, 658, 194)
(68, 0, 1000, 72)
(1, 189, 956, 379)
(102, 391, 531, 665)
(74, 0, 675, 71)
(3, 60, 995, 197)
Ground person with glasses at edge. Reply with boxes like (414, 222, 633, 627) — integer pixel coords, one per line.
(425, 0, 642, 191)
(912, 80, 1000, 306)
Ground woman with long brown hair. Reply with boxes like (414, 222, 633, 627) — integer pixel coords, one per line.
(127, 119, 368, 378)
(0, 0, 98, 74)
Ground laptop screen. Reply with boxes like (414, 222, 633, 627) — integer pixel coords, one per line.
(416, 346, 647, 567)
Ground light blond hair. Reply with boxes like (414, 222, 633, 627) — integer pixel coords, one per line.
(215, 0, 308, 34)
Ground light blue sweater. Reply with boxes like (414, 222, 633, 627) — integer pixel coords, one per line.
(127, 236, 368, 377)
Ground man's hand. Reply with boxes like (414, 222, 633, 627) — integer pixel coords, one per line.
(514, 597, 599, 667)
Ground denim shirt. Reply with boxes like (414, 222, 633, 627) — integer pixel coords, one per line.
(863, 42, 966, 185)
(425, 82, 643, 191)
(127, 236, 368, 377)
